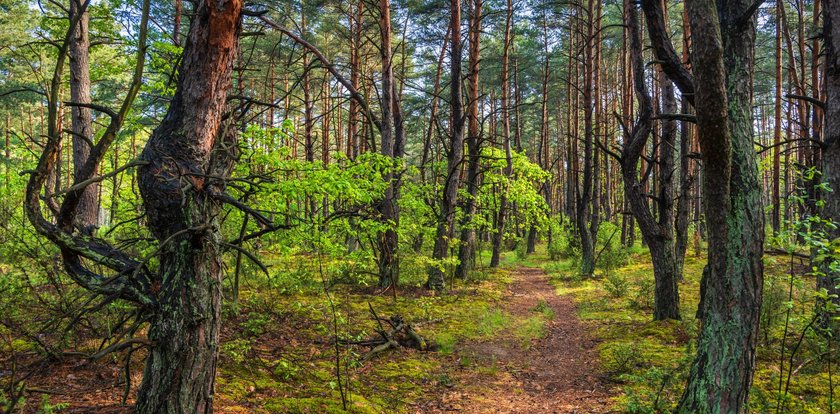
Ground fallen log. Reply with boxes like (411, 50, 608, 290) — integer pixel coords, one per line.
(347, 304, 437, 362)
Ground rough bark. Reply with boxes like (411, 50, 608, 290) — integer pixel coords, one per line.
(619, 0, 680, 321)
(427, 0, 465, 291)
(456, 0, 482, 279)
(677, 0, 765, 411)
(576, 0, 597, 277)
(675, 97, 693, 279)
(772, 0, 783, 233)
(69, 0, 99, 233)
(135, 1, 243, 412)
(818, 0, 840, 324)
(377, 0, 401, 288)
(491, 0, 514, 268)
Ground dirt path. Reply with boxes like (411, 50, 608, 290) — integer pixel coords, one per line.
(419, 267, 615, 413)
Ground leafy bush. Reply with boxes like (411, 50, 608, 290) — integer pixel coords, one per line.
(547, 217, 578, 261)
(631, 279, 655, 310)
(515, 240, 529, 261)
(596, 222, 629, 276)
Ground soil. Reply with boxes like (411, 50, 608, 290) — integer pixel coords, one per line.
(415, 267, 616, 414)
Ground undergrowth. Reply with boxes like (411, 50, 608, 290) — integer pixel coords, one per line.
(543, 244, 838, 414)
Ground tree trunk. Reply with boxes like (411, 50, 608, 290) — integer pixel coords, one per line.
(377, 0, 401, 288)
(135, 1, 242, 412)
(456, 0, 482, 279)
(620, 0, 680, 321)
(576, 0, 597, 277)
(772, 0, 783, 234)
(490, 0, 513, 268)
(817, 0, 840, 325)
(427, 0, 464, 291)
(675, 97, 693, 279)
(69, 0, 99, 233)
(677, 0, 765, 411)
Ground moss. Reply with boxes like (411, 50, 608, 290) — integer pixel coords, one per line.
(212, 251, 528, 413)
(434, 332, 457, 355)
(540, 247, 836, 414)
(263, 394, 379, 414)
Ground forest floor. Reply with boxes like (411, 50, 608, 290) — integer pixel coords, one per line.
(417, 266, 615, 413)
(5, 246, 831, 413)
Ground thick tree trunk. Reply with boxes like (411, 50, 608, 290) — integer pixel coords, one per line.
(135, 1, 242, 412)
(649, 239, 680, 320)
(69, 0, 99, 233)
(677, 0, 765, 411)
(427, 0, 464, 291)
(818, 0, 840, 324)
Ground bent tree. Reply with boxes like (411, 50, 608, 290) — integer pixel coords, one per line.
(612, 0, 680, 321)
(25, 0, 244, 412)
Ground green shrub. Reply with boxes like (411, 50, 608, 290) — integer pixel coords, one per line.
(515, 240, 528, 260)
(596, 222, 629, 276)
(603, 342, 644, 374)
(631, 279, 655, 310)
(604, 273, 630, 298)
(547, 217, 579, 261)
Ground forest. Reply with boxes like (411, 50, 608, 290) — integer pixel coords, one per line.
(0, 0, 838, 412)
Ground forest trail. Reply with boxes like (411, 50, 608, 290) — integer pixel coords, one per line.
(419, 267, 615, 413)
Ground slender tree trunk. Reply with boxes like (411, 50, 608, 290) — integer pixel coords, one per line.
(419, 31, 449, 182)
(135, 1, 242, 412)
(675, 96, 693, 279)
(377, 0, 401, 288)
(577, 0, 597, 276)
(772, 0, 783, 233)
(347, 0, 361, 159)
(427, 0, 465, 291)
(674, 7, 693, 280)
(456, 0, 482, 278)
(491, 0, 514, 268)
(173, 0, 182, 46)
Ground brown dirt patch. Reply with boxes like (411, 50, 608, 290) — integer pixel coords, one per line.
(415, 267, 616, 414)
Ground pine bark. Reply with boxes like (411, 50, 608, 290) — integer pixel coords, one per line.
(818, 0, 840, 324)
(69, 0, 99, 233)
(490, 0, 514, 268)
(427, 0, 465, 291)
(135, 1, 242, 411)
(677, 0, 765, 411)
(576, 0, 597, 276)
(377, 0, 402, 288)
(620, 0, 680, 321)
(456, 0, 482, 278)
